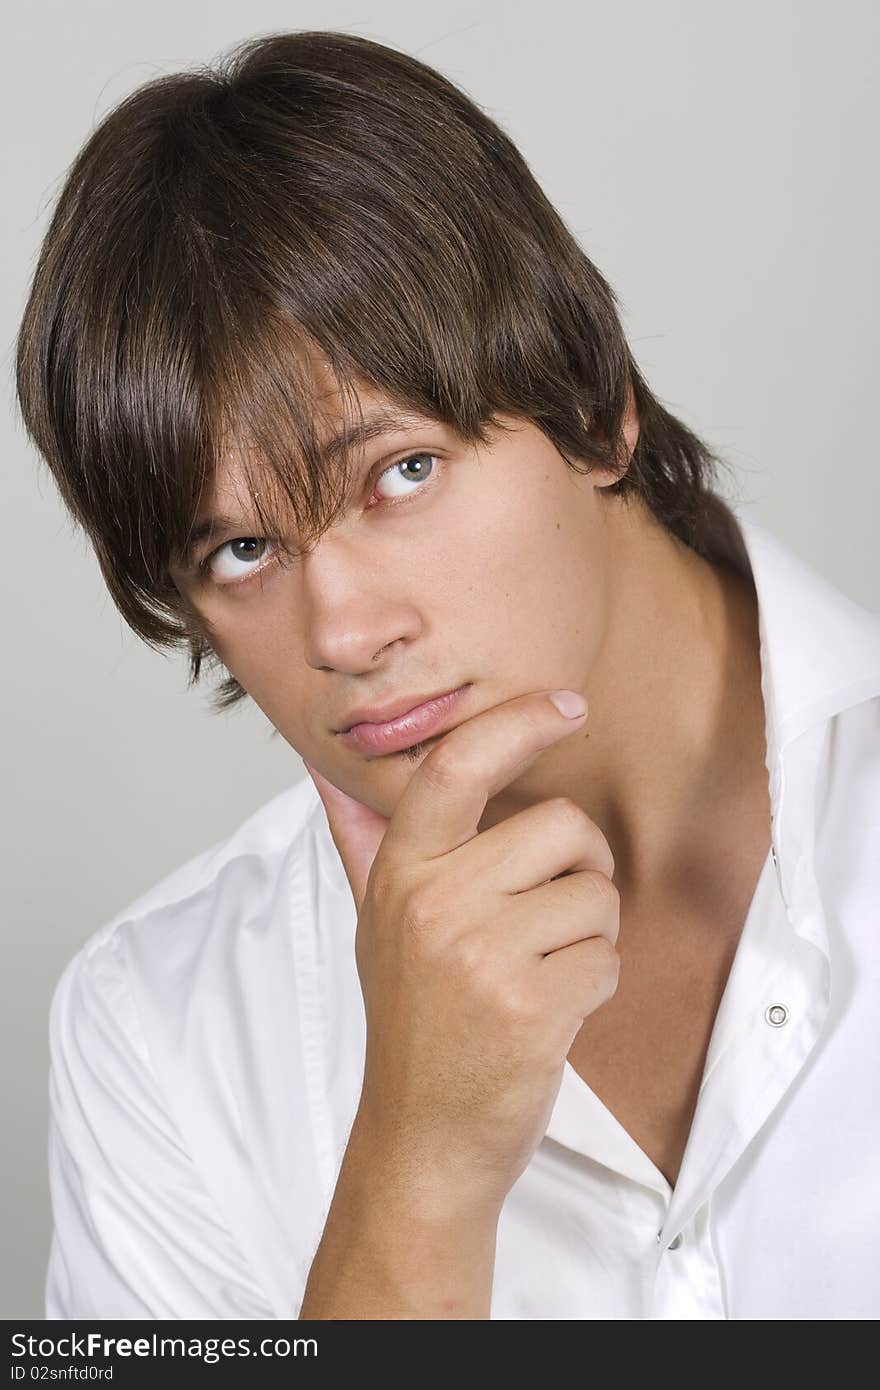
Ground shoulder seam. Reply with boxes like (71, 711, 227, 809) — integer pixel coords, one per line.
(76, 778, 321, 950)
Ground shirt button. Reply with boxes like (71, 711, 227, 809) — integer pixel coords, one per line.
(656, 1230, 683, 1249)
(765, 1002, 789, 1027)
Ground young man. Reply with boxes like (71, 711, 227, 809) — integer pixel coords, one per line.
(17, 31, 880, 1319)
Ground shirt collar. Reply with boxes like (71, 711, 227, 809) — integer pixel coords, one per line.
(705, 495, 880, 758)
(703, 495, 880, 946)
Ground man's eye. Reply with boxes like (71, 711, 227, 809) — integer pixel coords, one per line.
(374, 453, 438, 500)
(200, 537, 276, 585)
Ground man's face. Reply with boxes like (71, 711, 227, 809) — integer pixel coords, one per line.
(176, 380, 632, 819)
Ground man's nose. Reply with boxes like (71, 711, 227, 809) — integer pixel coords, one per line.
(298, 539, 422, 674)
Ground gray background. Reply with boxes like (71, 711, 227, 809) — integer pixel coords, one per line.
(3, 0, 877, 1319)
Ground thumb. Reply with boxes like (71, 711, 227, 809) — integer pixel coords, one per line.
(302, 762, 391, 910)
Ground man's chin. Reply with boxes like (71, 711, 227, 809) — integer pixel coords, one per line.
(394, 735, 438, 764)
(327, 732, 443, 817)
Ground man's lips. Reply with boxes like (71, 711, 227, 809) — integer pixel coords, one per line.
(336, 684, 473, 755)
(335, 683, 472, 733)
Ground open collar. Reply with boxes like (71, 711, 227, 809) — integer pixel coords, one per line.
(708, 496, 880, 950)
(709, 496, 880, 755)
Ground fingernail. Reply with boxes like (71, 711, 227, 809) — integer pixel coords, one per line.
(549, 690, 588, 718)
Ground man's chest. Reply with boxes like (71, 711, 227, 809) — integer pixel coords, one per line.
(565, 839, 771, 1189)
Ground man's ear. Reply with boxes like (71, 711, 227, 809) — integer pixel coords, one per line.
(620, 376, 640, 467)
(584, 375, 640, 488)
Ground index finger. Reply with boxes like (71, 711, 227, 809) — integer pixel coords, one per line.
(378, 689, 588, 869)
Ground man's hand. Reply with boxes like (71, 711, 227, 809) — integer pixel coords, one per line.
(304, 688, 619, 1214)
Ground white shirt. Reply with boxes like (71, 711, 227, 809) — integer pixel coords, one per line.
(45, 498, 880, 1320)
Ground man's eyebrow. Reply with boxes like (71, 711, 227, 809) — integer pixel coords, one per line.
(172, 408, 431, 572)
(173, 513, 242, 571)
(320, 407, 427, 464)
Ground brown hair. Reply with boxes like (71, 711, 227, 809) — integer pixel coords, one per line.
(15, 29, 736, 714)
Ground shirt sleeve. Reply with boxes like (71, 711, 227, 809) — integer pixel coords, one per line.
(45, 926, 276, 1320)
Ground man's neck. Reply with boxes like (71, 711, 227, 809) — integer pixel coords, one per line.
(478, 498, 769, 902)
